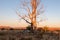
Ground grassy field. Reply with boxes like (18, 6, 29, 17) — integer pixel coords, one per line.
(0, 29, 59, 40)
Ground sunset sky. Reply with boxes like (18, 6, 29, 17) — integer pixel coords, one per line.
(0, 0, 60, 28)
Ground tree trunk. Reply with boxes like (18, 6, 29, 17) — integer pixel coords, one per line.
(31, 0, 37, 30)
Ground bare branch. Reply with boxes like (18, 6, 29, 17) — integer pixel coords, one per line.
(38, 4, 44, 11)
(37, 10, 45, 16)
(36, 0, 41, 8)
(16, 10, 31, 24)
(26, 6, 31, 16)
(36, 4, 44, 16)
(23, 18, 31, 24)
(16, 10, 21, 17)
(20, 2, 31, 18)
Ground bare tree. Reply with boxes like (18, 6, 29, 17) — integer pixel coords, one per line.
(16, 0, 44, 30)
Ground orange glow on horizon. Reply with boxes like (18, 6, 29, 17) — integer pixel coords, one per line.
(0, 19, 60, 28)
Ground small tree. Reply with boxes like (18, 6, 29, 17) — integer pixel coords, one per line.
(16, 0, 44, 30)
(43, 25, 49, 32)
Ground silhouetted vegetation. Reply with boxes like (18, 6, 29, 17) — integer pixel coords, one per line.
(9, 28, 14, 30)
(26, 26, 31, 30)
(1, 28, 5, 30)
(20, 37, 32, 40)
(26, 25, 34, 33)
